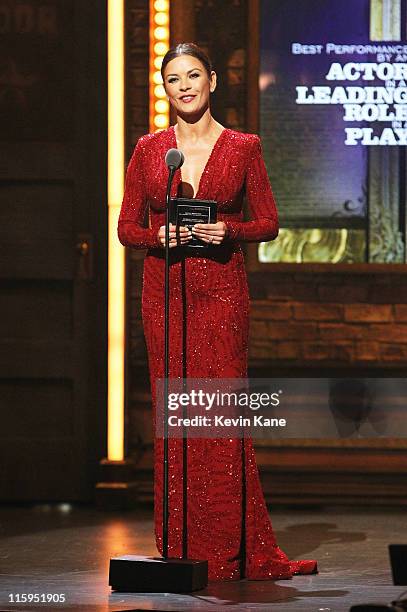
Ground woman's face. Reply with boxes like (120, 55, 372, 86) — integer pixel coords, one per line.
(163, 54, 216, 116)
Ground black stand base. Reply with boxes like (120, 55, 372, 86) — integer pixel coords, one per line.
(109, 555, 208, 592)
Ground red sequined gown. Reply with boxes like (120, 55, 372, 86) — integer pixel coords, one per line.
(118, 125, 317, 581)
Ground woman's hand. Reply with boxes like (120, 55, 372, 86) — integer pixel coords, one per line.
(157, 223, 192, 248)
(191, 221, 227, 245)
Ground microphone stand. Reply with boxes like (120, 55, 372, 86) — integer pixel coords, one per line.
(108, 148, 208, 593)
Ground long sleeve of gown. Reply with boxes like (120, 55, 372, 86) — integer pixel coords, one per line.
(117, 137, 162, 249)
(224, 135, 279, 242)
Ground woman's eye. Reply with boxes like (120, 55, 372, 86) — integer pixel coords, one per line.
(168, 74, 198, 84)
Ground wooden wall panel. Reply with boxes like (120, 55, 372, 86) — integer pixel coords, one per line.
(0, 0, 107, 502)
(0, 183, 74, 278)
(0, 379, 73, 437)
(0, 0, 74, 141)
(0, 281, 72, 340)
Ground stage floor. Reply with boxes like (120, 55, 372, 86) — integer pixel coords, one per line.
(0, 504, 404, 612)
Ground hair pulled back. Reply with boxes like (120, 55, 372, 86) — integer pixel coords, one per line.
(160, 42, 213, 81)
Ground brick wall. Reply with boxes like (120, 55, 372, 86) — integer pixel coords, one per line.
(249, 271, 407, 367)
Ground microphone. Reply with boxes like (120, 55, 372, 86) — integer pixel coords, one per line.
(165, 148, 184, 170)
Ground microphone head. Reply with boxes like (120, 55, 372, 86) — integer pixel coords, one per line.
(165, 148, 184, 170)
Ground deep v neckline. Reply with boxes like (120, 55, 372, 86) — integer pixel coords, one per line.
(171, 124, 228, 199)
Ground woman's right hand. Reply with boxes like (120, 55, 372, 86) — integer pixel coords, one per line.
(157, 223, 192, 248)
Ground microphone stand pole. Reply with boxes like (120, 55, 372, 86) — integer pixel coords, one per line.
(162, 165, 174, 558)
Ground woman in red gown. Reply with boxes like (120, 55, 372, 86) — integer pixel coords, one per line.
(118, 43, 317, 581)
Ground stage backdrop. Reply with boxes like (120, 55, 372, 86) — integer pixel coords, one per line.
(259, 0, 407, 263)
(121, 0, 407, 507)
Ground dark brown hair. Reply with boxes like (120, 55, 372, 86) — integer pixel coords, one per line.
(160, 42, 213, 82)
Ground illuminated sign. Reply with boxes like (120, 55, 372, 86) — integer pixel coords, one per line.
(295, 45, 407, 145)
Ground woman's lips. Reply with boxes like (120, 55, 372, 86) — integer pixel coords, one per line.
(180, 95, 196, 103)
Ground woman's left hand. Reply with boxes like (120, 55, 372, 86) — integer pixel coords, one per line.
(191, 221, 227, 245)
